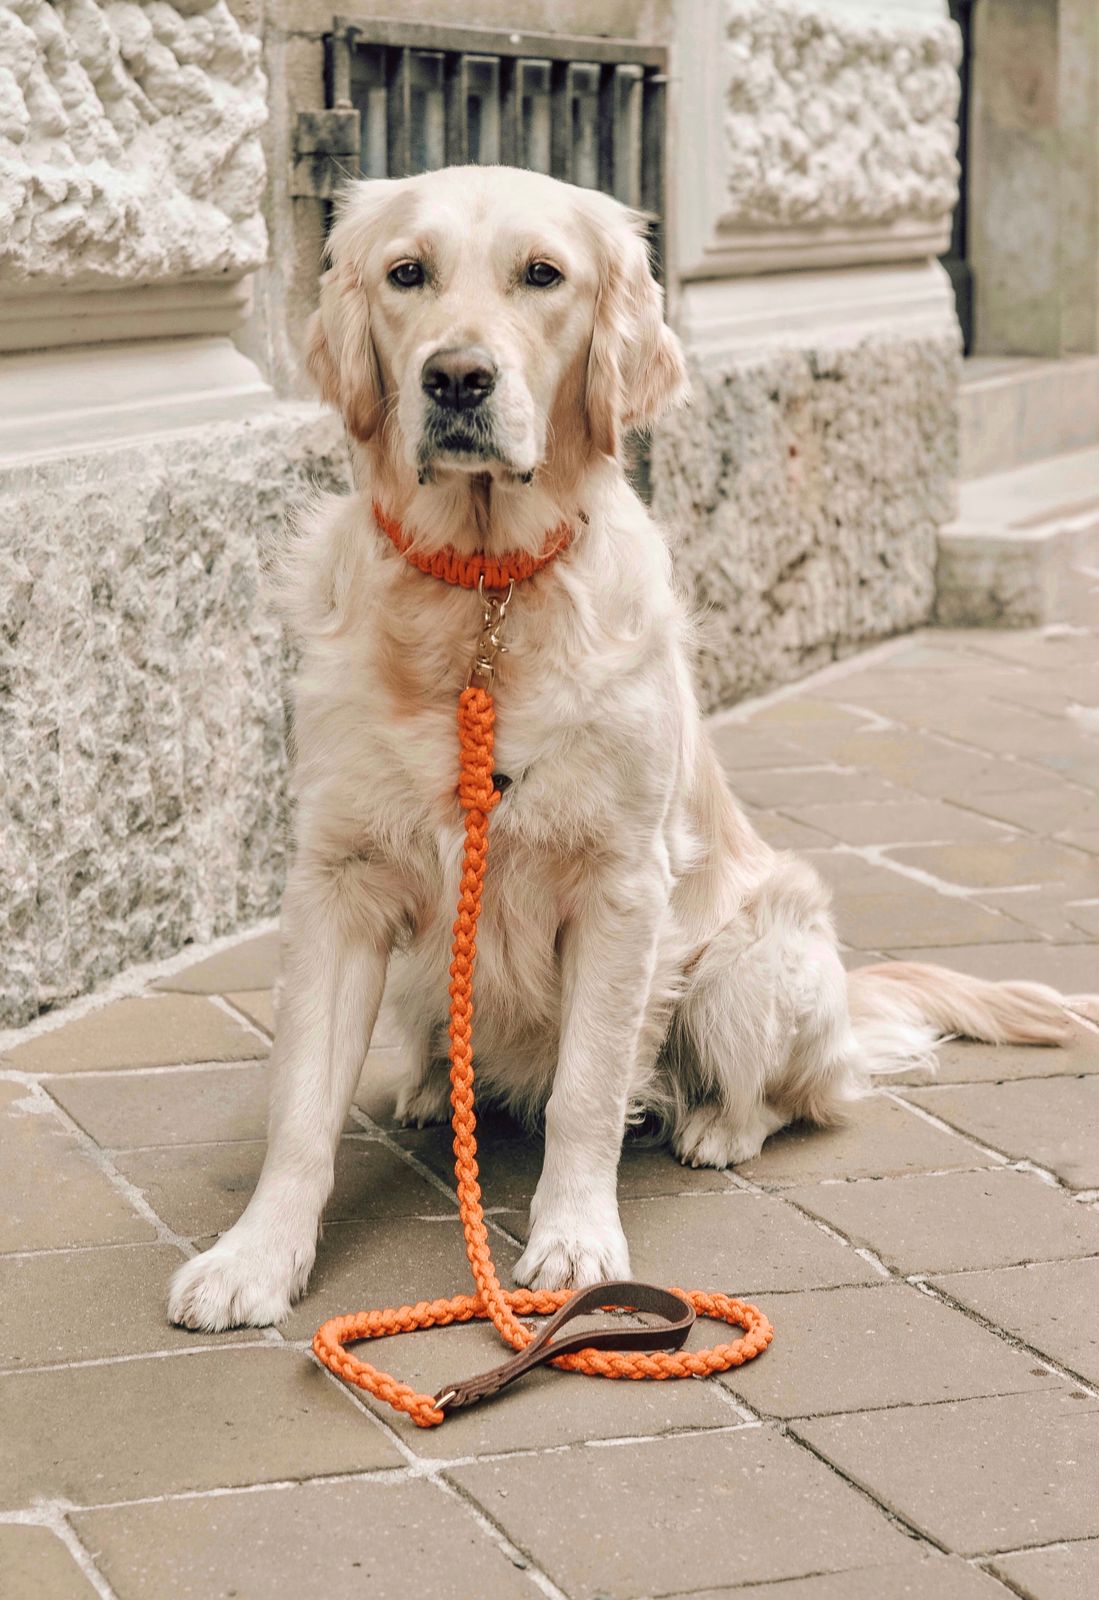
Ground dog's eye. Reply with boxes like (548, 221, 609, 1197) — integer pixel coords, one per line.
(525, 260, 562, 288)
(388, 261, 425, 288)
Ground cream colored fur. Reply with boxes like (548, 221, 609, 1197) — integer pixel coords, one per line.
(169, 167, 1086, 1332)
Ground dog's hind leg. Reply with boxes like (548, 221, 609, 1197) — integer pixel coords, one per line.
(670, 859, 864, 1169)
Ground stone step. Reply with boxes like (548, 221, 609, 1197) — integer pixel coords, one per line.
(936, 445, 1099, 627)
(960, 355, 1099, 480)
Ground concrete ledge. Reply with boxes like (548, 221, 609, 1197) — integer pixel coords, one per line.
(959, 356, 1099, 480)
(936, 446, 1099, 627)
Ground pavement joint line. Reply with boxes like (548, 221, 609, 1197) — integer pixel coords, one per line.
(209, 990, 274, 1044)
(433, 1473, 572, 1600)
(584, 1419, 763, 1450)
(827, 841, 1042, 903)
(0, 918, 279, 1053)
(890, 1087, 1095, 1199)
(0, 1340, 270, 1380)
(780, 1419, 953, 1556)
(344, 1102, 520, 1250)
(33, 1058, 266, 1081)
(973, 1559, 1037, 1600)
(911, 1277, 1099, 1398)
(18, 1081, 199, 1258)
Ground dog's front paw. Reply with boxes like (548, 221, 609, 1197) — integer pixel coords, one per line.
(168, 1228, 314, 1331)
(513, 1209, 631, 1292)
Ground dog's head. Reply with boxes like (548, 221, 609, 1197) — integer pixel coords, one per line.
(306, 166, 687, 483)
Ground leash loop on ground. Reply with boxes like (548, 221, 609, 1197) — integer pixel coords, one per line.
(314, 528, 774, 1425)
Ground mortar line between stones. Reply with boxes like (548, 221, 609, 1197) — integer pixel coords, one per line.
(780, 1421, 953, 1556)
(912, 1277, 1099, 1399)
(17, 1082, 198, 1258)
(11, 1503, 119, 1600)
(209, 992, 274, 1045)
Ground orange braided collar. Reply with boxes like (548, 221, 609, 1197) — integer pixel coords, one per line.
(372, 500, 572, 590)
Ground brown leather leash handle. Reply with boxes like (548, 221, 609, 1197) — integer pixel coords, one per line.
(433, 1281, 695, 1413)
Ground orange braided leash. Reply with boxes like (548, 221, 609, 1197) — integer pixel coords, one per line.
(313, 521, 773, 1427)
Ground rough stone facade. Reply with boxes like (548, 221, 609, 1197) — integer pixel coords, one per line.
(0, 410, 347, 1026)
(0, 0, 267, 287)
(654, 332, 958, 709)
(722, 0, 959, 230)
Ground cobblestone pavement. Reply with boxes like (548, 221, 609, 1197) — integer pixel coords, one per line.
(3, 621, 1098, 1600)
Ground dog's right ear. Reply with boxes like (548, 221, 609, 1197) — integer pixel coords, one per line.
(305, 268, 385, 443)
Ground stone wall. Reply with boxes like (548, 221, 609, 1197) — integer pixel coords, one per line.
(0, 0, 267, 288)
(0, 409, 346, 1027)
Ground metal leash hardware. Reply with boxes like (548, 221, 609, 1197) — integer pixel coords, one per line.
(467, 575, 514, 690)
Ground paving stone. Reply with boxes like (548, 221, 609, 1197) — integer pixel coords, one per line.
(785, 799, 1010, 847)
(885, 943, 1099, 992)
(397, 1117, 730, 1208)
(930, 1259, 1099, 1386)
(805, 851, 919, 896)
(960, 784, 1099, 845)
(1, 1081, 153, 1253)
(891, 1029, 1099, 1087)
(0, 1243, 263, 1368)
(708, 721, 813, 771)
(785, 1168, 1099, 1274)
(0, 1345, 399, 1507)
(2, 996, 266, 1074)
(990, 1539, 1099, 1600)
(45, 1063, 270, 1150)
(974, 888, 1096, 943)
(72, 1478, 537, 1600)
(0, 1525, 100, 1599)
(905, 1078, 1099, 1188)
(499, 1193, 882, 1292)
(886, 840, 1096, 892)
(154, 931, 281, 994)
(278, 1214, 515, 1340)
(738, 1094, 981, 1185)
(224, 988, 274, 1033)
(450, 1427, 913, 1598)
(833, 887, 1037, 951)
(726, 768, 902, 808)
(752, 811, 839, 850)
(794, 1389, 1099, 1556)
(681, 1552, 1011, 1600)
(822, 731, 1057, 803)
(116, 1136, 450, 1238)
(337, 1314, 738, 1459)
(718, 1281, 1060, 1419)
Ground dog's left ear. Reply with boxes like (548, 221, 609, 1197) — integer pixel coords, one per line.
(584, 200, 689, 458)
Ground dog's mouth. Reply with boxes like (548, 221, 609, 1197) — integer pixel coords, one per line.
(417, 403, 534, 481)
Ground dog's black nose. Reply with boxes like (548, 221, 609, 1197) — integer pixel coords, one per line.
(421, 347, 498, 412)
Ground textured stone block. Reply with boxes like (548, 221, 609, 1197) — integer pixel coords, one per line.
(2, 995, 266, 1074)
(931, 1258, 1099, 1386)
(73, 1479, 537, 1600)
(786, 1168, 1099, 1275)
(651, 335, 956, 713)
(794, 1390, 1099, 1555)
(905, 1078, 1099, 1189)
(0, 410, 347, 1027)
(1, 1080, 152, 1253)
(0, 1347, 400, 1507)
(719, 1282, 1059, 1419)
(450, 1428, 913, 1597)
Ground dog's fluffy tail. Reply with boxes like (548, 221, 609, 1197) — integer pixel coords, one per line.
(846, 961, 1082, 1076)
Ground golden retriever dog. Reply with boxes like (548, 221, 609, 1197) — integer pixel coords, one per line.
(170, 166, 1084, 1331)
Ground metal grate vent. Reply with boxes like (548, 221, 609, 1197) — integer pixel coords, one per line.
(293, 17, 668, 273)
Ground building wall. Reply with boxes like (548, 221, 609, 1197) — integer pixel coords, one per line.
(0, 0, 961, 1024)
